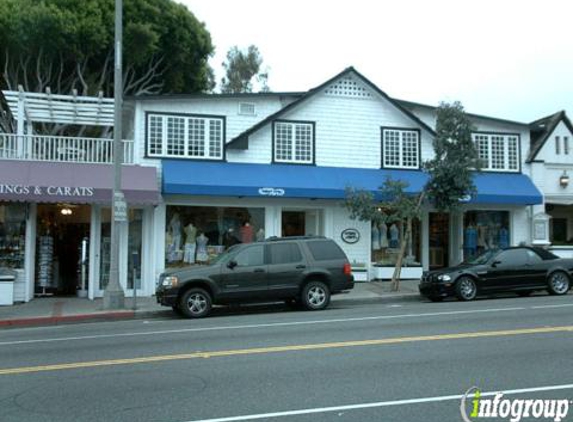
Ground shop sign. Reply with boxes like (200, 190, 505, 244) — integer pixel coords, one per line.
(341, 228, 360, 244)
(113, 192, 128, 222)
(0, 184, 94, 198)
(258, 187, 285, 197)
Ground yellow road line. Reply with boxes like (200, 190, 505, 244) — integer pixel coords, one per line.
(2, 325, 572, 376)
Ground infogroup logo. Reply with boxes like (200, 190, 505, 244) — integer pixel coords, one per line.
(460, 386, 570, 422)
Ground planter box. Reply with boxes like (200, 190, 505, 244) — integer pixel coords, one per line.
(371, 266, 423, 281)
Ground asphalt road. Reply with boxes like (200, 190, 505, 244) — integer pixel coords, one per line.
(1, 292, 573, 422)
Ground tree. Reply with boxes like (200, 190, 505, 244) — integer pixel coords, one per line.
(0, 0, 215, 98)
(345, 101, 481, 291)
(220, 45, 269, 93)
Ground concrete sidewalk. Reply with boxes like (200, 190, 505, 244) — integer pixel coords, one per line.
(0, 280, 421, 328)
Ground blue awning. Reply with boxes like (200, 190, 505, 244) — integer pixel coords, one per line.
(162, 160, 542, 205)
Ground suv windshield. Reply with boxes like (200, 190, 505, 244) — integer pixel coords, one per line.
(208, 245, 241, 265)
(464, 249, 500, 265)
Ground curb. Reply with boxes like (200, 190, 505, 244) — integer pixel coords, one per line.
(0, 311, 136, 328)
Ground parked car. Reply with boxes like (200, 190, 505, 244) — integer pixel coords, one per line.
(156, 236, 354, 318)
(419, 246, 572, 302)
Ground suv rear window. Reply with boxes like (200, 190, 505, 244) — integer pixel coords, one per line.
(269, 243, 303, 264)
(306, 240, 346, 261)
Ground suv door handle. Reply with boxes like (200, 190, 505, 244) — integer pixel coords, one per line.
(253, 268, 265, 273)
(296, 265, 306, 269)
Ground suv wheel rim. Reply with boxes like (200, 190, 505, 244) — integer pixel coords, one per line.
(550, 273, 569, 294)
(187, 293, 207, 315)
(308, 286, 326, 306)
(459, 278, 476, 299)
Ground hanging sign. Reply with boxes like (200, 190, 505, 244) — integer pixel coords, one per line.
(341, 228, 360, 244)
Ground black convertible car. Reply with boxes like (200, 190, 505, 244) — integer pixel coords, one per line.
(419, 246, 572, 301)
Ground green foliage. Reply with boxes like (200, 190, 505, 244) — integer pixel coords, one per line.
(220, 45, 269, 93)
(0, 0, 215, 95)
(424, 101, 481, 212)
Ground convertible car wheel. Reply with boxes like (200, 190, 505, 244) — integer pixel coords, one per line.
(456, 276, 477, 301)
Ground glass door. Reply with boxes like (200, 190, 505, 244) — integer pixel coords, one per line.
(429, 213, 449, 269)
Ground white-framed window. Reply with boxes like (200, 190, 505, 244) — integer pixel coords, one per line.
(238, 103, 256, 116)
(564, 136, 570, 155)
(146, 113, 224, 160)
(556, 136, 561, 155)
(382, 129, 420, 169)
(273, 121, 314, 164)
(472, 133, 519, 172)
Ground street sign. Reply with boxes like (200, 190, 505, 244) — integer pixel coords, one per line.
(113, 192, 128, 222)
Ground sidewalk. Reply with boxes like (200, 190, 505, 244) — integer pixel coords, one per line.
(0, 280, 421, 328)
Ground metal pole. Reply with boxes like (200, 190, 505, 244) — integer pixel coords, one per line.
(103, 0, 125, 309)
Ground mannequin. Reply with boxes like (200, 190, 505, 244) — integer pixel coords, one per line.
(379, 223, 388, 248)
(196, 233, 209, 263)
(240, 222, 254, 243)
(183, 223, 197, 264)
(498, 227, 509, 249)
(223, 228, 240, 248)
(169, 213, 182, 253)
(477, 224, 488, 249)
(256, 228, 265, 242)
(371, 223, 380, 250)
(389, 223, 400, 249)
(464, 223, 478, 258)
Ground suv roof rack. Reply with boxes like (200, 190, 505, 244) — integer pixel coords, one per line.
(266, 236, 327, 241)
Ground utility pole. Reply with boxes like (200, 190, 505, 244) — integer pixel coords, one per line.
(103, 0, 126, 309)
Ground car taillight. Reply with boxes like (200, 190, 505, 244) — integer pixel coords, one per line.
(343, 263, 352, 276)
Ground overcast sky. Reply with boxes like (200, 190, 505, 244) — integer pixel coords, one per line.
(180, 0, 572, 123)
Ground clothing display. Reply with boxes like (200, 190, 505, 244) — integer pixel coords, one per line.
(389, 224, 400, 249)
(169, 213, 182, 252)
(477, 225, 488, 248)
(184, 223, 197, 245)
(240, 223, 254, 243)
(196, 234, 209, 262)
(464, 225, 478, 257)
(498, 227, 509, 249)
(183, 243, 196, 264)
(371, 224, 380, 250)
(36, 236, 54, 289)
(379, 223, 388, 248)
(223, 229, 240, 248)
(256, 228, 265, 242)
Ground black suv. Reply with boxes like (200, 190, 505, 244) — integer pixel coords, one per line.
(156, 236, 354, 318)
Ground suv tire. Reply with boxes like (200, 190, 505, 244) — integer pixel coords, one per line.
(301, 280, 331, 311)
(179, 288, 212, 318)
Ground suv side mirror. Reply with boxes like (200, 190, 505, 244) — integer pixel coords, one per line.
(491, 260, 502, 268)
(227, 260, 237, 270)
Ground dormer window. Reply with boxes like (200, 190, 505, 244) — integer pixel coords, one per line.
(273, 120, 314, 164)
(382, 128, 420, 169)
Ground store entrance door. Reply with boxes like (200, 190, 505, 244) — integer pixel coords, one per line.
(429, 212, 450, 269)
(36, 204, 91, 296)
(281, 210, 323, 237)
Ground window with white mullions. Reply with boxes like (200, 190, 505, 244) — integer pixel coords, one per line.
(274, 121, 313, 164)
(382, 129, 419, 169)
(472, 133, 520, 172)
(146, 113, 224, 160)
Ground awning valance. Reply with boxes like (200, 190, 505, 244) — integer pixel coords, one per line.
(0, 160, 159, 205)
(162, 161, 542, 205)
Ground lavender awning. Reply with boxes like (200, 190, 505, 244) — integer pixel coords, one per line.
(0, 160, 159, 205)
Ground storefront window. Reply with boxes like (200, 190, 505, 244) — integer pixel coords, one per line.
(165, 206, 265, 268)
(463, 211, 510, 260)
(546, 205, 571, 245)
(0, 203, 26, 269)
(100, 208, 111, 290)
(371, 219, 421, 267)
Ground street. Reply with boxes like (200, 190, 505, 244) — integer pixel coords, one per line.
(1, 293, 573, 422)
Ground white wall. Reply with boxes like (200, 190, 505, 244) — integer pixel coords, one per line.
(330, 207, 370, 264)
(535, 121, 573, 164)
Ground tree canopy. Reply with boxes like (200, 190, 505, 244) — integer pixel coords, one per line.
(220, 45, 269, 93)
(0, 0, 215, 96)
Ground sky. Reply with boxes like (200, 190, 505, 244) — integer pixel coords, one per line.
(179, 0, 573, 123)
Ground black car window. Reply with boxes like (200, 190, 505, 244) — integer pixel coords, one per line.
(269, 243, 303, 264)
(495, 249, 528, 266)
(526, 249, 543, 264)
(306, 240, 346, 261)
(234, 245, 264, 267)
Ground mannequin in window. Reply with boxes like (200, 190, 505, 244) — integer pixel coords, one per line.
(379, 222, 388, 248)
(196, 232, 209, 263)
(223, 228, 240, 248)
(477, 224, 488, 250)
(169, 212, 182, 255)
(371, 223, 380, 250)
(256, 228, 265, 242)
(240, 222, 254, 244)
(464, 222, 478, 258)
(183, 222, 197, 264)
(498, 227, 509, 249)
(389, 223, 400, 249)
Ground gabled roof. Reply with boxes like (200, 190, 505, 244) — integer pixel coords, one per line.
(127, 91, 305, 101)
(527, 110, 573, 162)
(226, 67, 436, 150)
